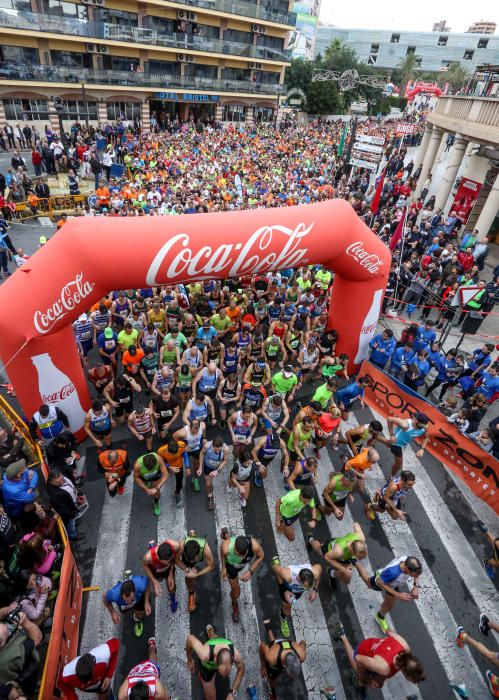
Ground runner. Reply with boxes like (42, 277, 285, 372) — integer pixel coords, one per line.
(182, 392, 216, 426)
(151, 365, 176, 397)
(275, 485, 318, 542)
(199, 436, 229, 510)
(97, 448, 130, 497)
(313, 405, 342, 455)
(360, 555, 422, 633)
(220, 531, 264, 622)
(229, 449, 265, 507)
(260, 393, 290, 435)
(259, 618, 306, 700)
(151, 387, 180, 439)
(175, 363, 194, 410)
(287, 456, 318, 490)
(103, 374, 140, 424)
(84, 400, 115, 449)
(117, 638, 169, 699)
(88, 362, 114, 395)
(287, 415, 314, 462)
(176, 530, 215, 613)
(59, 638, 119, 700)
(456, 619, 499, 698)
(102, 572, 151, 637)
(307, 524, 367, 589)
(311, 376, 338, 411)
(476, 521, 499, 580)
(343, 447, 380, 493)
(366, 470, 416, 521)
(387, 412, 430, 476)
(271, 556, 322, 637)
(128, 404, 157, 452)
(340, 420, 386, 455)
(157, 436, 189, 506)
(186, 626, 245, 700)
(321, 470, 358, 520)
(336, 376, 369, 420)
(252, 430, 290, 480)
(228, 404, 258, 459)
(271, 364, 299, 401)
(133, 451, 169, 516)
(244, 357, 271, 389)
(143, 538, 181, 612)
(216, 372, 242, 429)
(333, 626, 425, 689)
(173, 418, 206, 492)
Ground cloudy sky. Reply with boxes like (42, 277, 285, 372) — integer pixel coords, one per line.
(319, 1, 498, 33)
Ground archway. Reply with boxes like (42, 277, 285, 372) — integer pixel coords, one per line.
(406, 85, 443, 102)
(0, 199, 391, 437)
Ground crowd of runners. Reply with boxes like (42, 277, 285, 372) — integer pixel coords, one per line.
(1, 116, 498, 699)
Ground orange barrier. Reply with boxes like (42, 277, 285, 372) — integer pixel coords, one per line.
(361, 361, 499, 514)
(10, 198, 50, 222)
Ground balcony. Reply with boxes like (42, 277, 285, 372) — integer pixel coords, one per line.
(157, 0, 297, 27)
(0, 63, 285, 96)
(429, 95, 499, 148)
(0, 9, 292, 63)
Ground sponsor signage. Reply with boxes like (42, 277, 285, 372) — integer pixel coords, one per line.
(155, 92, 220, 102)
(349, 157, 378, 171)
(356, 134, 386, 146)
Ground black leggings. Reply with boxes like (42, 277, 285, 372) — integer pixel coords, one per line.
(174, 470, 183, 495)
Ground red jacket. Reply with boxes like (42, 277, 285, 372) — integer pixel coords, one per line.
(58, 638, 119, 699)
(31, 150, 42, 165)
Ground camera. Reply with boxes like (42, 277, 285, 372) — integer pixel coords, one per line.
(6, 603, 22, 625)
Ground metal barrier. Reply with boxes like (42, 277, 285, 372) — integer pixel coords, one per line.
(49, 194, 87, 217)
(6, 194, 88, 222)
(10, 198, 49, 223)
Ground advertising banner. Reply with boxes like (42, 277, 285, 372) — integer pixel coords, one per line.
(349, 157, 378, 171)
(356, 134, 386, 146)
(40, 544, 83, 698)
(449, 177, 483, 227)
(396, 123, 418, 136)
(361, 361, 499, 514)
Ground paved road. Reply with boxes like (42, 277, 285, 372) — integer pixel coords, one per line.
(72, 388, 498, 700)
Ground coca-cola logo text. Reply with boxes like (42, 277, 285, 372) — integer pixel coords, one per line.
(346, 242, 384, 274)
(42, 383, 75, 404)
(146, 223, 313, 286)
(34, 273, 95, 334)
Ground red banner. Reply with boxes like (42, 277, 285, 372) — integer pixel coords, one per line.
(361, 361, 499, 514)
(39, 543, 82, 699)
(449, 177, 483, 227)
(396, 123, 418, 136)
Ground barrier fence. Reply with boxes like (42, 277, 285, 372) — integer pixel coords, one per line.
(0, 395, 83, 700)
(6, 195, 87, 222)
(361, 360, 499, 514)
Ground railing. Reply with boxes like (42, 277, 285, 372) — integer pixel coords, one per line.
(145, 0, 296, 26)
(0, 63, 284, 95)
(0, 9, 292, 62)
(429, 95, 499, 144)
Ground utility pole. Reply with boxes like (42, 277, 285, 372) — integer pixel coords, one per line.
(81, 82, 89, 129)
(344, 116, 358, 175)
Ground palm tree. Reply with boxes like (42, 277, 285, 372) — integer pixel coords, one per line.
(398, 53, 418, 98)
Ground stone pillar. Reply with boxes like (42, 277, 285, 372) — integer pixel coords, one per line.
(415, 125, 442, 198)
(97, 100, 107, 125)
(245, 104, 254, 124)
(435, 131, 447, 164)
(414, 123, 432, 168)
(0, 100, 6, 131)
(48, 98, 61, 132)
(434, 134, 468, 211)
(215, 102, 223, 122)
(475, 171, 499, 239)
(141, 100, 150, 131)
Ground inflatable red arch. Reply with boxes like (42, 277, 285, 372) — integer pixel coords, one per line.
(406, 85, 443, 102)
(0, 199, 391, 438)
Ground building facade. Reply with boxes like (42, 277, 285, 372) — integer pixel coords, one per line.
(466, 21, 496, 35)
(315, 26, 499, 73)
(288, 0, 321, 61)
(0, 0, 296, 130)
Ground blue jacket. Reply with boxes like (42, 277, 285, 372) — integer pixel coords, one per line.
(390, 347, 415, 373)
(437, 356, 459, 382)
(369, 334, 396, 366)
(428, 348, 442, 368)
(2, 470, 38, 516)
(408, 358, 430, 386)
(413, 326, 436, 352)
(469, 349, 492, 376)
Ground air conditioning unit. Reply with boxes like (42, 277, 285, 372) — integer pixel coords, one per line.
(249, 62, 262, 70)
(252, 24, 266, 34)
(177, 10, 197, 21)
(177, 53, 194, 63)
(86, 43, 109, 53)
(81, 0, 105, 5)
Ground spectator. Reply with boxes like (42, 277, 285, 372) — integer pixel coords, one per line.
(1, 461, 39, 523)
(0, 610, 42, 691)
(46, 469, 80, 541)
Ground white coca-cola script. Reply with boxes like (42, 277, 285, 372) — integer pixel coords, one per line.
(345, 242, 385, 274)
(145, 223, 314, 286)
(34, 273, 95, 334)
(42, 383, 76, 404)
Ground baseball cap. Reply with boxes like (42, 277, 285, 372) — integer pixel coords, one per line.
(78, 313, 88, 322)
(39, 235, 47, 245)
(104, 327, 114, 339)
(282, 364, 294, 378)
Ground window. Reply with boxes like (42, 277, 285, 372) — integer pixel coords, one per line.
(222, 104, 246, 122)
(0, 45, 39, 65)
(390, 33, 400, 43)
(406, 46, 416, 55)
(254, 106, 274, 123)
(41, 0, 87, 19)
(463, 50, 474, 60)
(110, 57, 140, 72)
(222, 67, 250, 81)
(223, 29, 253, 45)
(368, 54, 377, 65)
(438, 36, 448, 46)
(61, 100, 97, 119)
(3, 98, 49, 120)
(0, 0, 31, 10)
(94, 8, 137, 26)
(257, 71, 280, 85)
(184, 63, 218, 80)
(477, 38, 488, 49)
(370, 43, 379, 53)
(147, 60, 179, 76)
(107, 101, 141, 121)
(143, 15, 174, 34)
(50, 50, 92, 68)
(415, 56, 422, 67)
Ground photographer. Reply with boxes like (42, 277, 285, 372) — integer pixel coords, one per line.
(0, 430, 26, 472)
(15, 571, 52, 626)
(0, 608, 42, 692)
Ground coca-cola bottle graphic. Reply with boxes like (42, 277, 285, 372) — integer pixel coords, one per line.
(31, 353, 87, 434)
(354, 288, 384, 364)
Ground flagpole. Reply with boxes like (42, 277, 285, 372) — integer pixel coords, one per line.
(391, 206, 408, 310)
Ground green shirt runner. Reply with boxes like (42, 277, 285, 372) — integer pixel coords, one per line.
(279, 489, 315, 518)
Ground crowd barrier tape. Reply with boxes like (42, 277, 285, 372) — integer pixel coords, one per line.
(380, 313, 499, 340)
(0, 396, 83, 700)
(361, 360, 499, 514)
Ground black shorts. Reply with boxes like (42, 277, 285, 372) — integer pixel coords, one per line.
(279, 512, 299, 527)
(94, 427, 111, 437)
(265, 660, 281, 682)
(132, 596, 145, 612)
(114, 403, 133, 418)
(329, 497, 346, 509)
(138, 430, 153, 440)
(230, 468, 251, 483)
(154, 566, 174, 581)
(199, 663, 217, 683)
(369, 575, 398, 596)
(390, 444, 403, 458)
(278, 581, 302, 602)
(187, 448, 201, 460)
(225, 562, 244, 580)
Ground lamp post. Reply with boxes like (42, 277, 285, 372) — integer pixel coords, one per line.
(81, 81, 89, 129)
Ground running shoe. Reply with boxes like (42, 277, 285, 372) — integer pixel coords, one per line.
(483, 558, 495, 580)
(208, 495, 214, 510)
(476, 520, 488, 533)
(170, 594, 178, 614)
(479, 613, 490, 636)
(375, 613, 389, 633)
(192, 477, 200, 492)
(205, 624, 214, 638)
(306, 533, 314, 549)
(153, 501, 161, 516)
(365, 503, 376, 521)
(254, 471, 263, 488)
(328, 571, 337, 592)
(148, 637, 157, 652)
(271, 555, 281, 567)
(320, 688, 336, 700)
(134, 619, 144, 637)
(456, 626, 466, 649)
(175, 492, 182, 506)
(188, 591, 197, 613)
(231, 601, 240, 623)
(486, 671, 499, 698)
(313, 448, 320, 459)
(117, 485, 125, 495)
(449, 682, 469, 698)
(280, 616, 290, 637)
(239, 494, 247, 508)
(332, 622, 345, 641)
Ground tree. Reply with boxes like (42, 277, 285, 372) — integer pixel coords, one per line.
(445, 62, 470, 91)
(285, 57, 343, 114)
(398, 53, 418, 98)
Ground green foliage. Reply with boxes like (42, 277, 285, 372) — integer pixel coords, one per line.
(445, 62, 470, 90)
